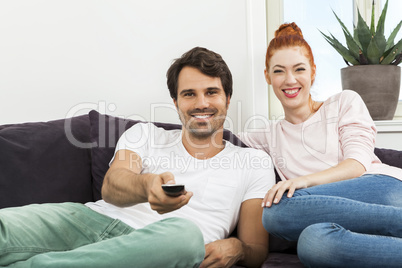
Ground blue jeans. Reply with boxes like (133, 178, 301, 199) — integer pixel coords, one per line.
(262, 174, 402, 268)
(0, 202, 205, 267)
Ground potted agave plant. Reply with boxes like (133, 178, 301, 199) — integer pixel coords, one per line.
(320, 0, 401, 120)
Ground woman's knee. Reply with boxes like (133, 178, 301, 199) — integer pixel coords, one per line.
(262, 204, 282, 234)
(297, 223, 345, 267)
(263, 192, 316, 241)
(262, 200, 295, 238)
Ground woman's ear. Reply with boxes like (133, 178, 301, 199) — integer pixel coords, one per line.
(264, 69, 271, 85)
(311, 64, 316, 84)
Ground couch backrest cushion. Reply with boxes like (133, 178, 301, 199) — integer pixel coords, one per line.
(374, 148, 402, 169)
(0, 115, 93, 209)
(88, 110, 248, 201)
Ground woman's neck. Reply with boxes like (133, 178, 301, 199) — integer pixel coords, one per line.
(284, 100, 322, 124)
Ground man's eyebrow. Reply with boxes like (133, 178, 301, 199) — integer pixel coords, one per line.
(179, 87, 222, 95)
(179, 89, 194, 95)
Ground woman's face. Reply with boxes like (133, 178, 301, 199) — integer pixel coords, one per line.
(265, 47, 315, 112)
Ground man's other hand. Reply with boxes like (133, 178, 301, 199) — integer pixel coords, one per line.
(200, 238, 243, 268)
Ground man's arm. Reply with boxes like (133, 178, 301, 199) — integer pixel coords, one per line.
(200, 198, 269, 268)
(102, 149, 192, 214)
(235, 198, 269, 267)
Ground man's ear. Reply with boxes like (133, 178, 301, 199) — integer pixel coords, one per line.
(173, 98, 177, 108)
(264, 69, 271, 85)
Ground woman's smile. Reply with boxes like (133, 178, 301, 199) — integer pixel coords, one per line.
(282, 87, 301, 98)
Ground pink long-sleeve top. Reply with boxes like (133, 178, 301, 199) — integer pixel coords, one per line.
(239, 90, 402, 181)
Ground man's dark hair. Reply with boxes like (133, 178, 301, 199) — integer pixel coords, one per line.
(166, 47, 233, 100)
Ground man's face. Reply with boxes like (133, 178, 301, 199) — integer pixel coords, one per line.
(174, 66, 230, 139)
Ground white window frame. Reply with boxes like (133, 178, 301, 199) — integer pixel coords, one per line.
(266, 0, 402, 120)
(265, 0, 284, 119)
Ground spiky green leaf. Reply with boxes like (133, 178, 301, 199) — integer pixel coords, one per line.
(371, 13, 388, 60)
(386, 20, 402, 51)
(367, 37, 382, 64)
(331, 9, 361, 60)
(375, 0, 387, 41)
(343, 28, 362, 60)
(370, 0, 376, 35)
(381, 39, 402, 64)
(332, 9, 353, 37)
(354, 9, 372, 56)
(320, 30, 360, 65)
(369, 0, 390, 63)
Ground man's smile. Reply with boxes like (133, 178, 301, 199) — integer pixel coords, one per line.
(189, 109, 217, 122)
(192, 114, 214, 120)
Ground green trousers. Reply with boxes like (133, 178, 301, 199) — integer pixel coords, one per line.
(0, 202, 205, 267)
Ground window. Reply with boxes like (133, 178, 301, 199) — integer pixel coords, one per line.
(283, 0, 353, 102)
(381, 0, 402, 102)
(266, 0, 402, 120)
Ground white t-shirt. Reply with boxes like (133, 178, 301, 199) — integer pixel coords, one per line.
(86, 123, 275, 244)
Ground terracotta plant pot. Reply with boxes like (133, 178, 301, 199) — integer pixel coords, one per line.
(341, 65, 401, 120)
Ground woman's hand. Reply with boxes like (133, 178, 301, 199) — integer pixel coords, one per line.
(262, 159, 366, 208)
(262, 176, 309, 207)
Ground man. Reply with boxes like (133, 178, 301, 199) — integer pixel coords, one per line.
(0, 47, 275, 267)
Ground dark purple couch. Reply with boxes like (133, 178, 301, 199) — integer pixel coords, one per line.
(1, 110, 401, 267)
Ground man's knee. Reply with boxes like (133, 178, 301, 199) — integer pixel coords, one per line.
(161, 217, 203, 239)
(159, 218, 205, 265)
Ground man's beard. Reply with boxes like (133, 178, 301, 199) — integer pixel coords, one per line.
(179, 108, 227, 140)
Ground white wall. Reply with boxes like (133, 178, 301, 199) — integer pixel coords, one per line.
(0, 0, 268, 133)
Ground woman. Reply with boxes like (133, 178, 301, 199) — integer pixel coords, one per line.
(239, 22, 402, 267)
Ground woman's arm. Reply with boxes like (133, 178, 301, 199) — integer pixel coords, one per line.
(263, 91, 375, 207)
(262, 158, 365, 207)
